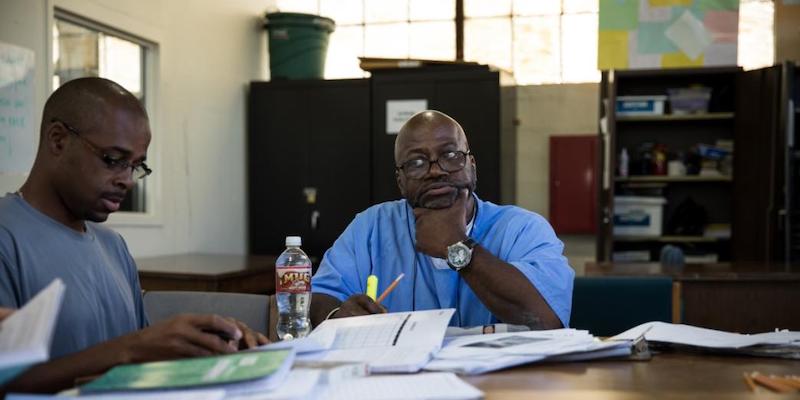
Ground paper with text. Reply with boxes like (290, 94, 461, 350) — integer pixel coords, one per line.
(282, 309, 454, 373)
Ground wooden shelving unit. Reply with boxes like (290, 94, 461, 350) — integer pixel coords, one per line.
(614, 235, 724, 243)
(598, 66, 741, 263)
(617, 112, 734, 122)
(615, 175, 732, 183)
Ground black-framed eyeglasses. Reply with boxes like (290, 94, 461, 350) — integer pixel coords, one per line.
(396, 150, 472, 179)
(51, 118, 152, 180)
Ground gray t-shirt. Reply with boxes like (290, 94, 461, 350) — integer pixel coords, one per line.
(0, 193, 147, 358)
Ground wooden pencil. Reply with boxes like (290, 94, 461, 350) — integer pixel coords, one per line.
(742, 372, 757, 392)
(752, 373, 795, 393)
(376, 273, 405, 304)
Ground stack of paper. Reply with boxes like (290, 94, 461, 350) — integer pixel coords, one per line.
(225, 369, 484, 400)
(0, 279, 65, 385)
(320, 372, 482, 400)
(611, 322, 800, 358)
(261, 309, 455, 373)
(425, 329, 632, 375)
(444, 323, 530, 337)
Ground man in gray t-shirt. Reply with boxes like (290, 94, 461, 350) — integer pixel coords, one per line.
(0, 78, 267, 394)
(0, 193, 146, 358)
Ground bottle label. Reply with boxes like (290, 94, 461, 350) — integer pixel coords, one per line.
(276, 265, 311, 293)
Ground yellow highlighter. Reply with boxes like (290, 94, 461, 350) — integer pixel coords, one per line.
(366, 275, 378, 301)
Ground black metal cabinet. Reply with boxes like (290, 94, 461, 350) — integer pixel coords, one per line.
(248, 79, 371, 258)
(732, 65, 784, 262)
(370, 67, 501, 204)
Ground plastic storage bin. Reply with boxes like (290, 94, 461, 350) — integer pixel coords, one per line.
(667, 87, 712, 114)
(613, 196, 667, 237)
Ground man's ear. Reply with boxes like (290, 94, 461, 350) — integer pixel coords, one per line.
(395, 169, 406, 197)
(45, 122, 71, 156)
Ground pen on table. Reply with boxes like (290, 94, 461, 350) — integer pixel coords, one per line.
(366, 274, 378, 301)
(376, 273, 405, 304)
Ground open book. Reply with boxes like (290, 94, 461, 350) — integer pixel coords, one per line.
(261, 309, 455, 373)
(0, 279, 65, 385)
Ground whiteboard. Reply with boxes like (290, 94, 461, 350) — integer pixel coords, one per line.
(0, 41, 35, 174)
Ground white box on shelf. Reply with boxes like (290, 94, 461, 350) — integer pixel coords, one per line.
(612, 250, 651, 262)
(616, 95, 667, 116)
(613, 196, 667, 237)
(685, 253, 719, 263)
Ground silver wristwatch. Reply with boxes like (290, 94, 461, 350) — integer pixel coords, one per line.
(447, 238, 478, 271)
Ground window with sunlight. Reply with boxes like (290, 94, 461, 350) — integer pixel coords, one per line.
(273, 0, 775, 84)
(53, 11, 153, 213)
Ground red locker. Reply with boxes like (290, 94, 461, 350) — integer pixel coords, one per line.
(549, 135, 598, 234)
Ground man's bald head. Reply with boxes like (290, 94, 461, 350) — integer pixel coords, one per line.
(26, 77, 152, 228)
(394, 110, 469, 163)
(393, 110, 476, 209)
(41, 77, 148, 145)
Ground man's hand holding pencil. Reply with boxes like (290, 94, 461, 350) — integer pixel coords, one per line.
(329, 273, 405, 319)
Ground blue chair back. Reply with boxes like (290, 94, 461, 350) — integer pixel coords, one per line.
(570, 276, 673, 337)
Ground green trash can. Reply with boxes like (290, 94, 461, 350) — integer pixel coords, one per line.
(264, 12, 335, 80)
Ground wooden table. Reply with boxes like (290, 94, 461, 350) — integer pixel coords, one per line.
(136, 253, 276, 294)
(584, 262, 800, 333)
(465, 352, 800, 399)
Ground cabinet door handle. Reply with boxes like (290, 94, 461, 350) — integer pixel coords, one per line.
(311, 210, 320, 230)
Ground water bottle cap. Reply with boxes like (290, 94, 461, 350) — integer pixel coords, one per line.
(285, 236, 302, 246)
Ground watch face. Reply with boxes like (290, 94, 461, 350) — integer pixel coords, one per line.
(448, 243, 470, 269)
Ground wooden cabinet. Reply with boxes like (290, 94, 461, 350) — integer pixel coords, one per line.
(597, 65, 797, 265)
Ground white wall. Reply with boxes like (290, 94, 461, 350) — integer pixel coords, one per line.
(0, 0, 273, 257)
(514, 83, 600, 272)
(515, 83, 600, 216)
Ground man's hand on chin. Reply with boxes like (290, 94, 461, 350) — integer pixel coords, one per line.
(413, 188, 470, 258)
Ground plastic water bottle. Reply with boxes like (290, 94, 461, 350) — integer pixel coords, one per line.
(619, 147, 630, 178)
(275, 236, 312, 340)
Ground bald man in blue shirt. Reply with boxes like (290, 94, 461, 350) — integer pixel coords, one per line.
(310, 110, 574, 329)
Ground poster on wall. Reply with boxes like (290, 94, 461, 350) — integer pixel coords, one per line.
(598, 0, 739, 70)
(0, 41, 35, 174)
(386, 99, 428, 135)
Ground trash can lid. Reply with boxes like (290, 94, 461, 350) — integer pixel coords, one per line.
(264, 12, 335, 32)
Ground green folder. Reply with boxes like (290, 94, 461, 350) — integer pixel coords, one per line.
(81, 349, 294, 393)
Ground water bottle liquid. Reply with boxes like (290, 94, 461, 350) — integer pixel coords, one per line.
(619, 147, 630, 178)
(275, 236, 312, 340)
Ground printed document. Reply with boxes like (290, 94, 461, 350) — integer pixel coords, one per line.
(426, 329, 631, 375)
(263, 309, 454, 373)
